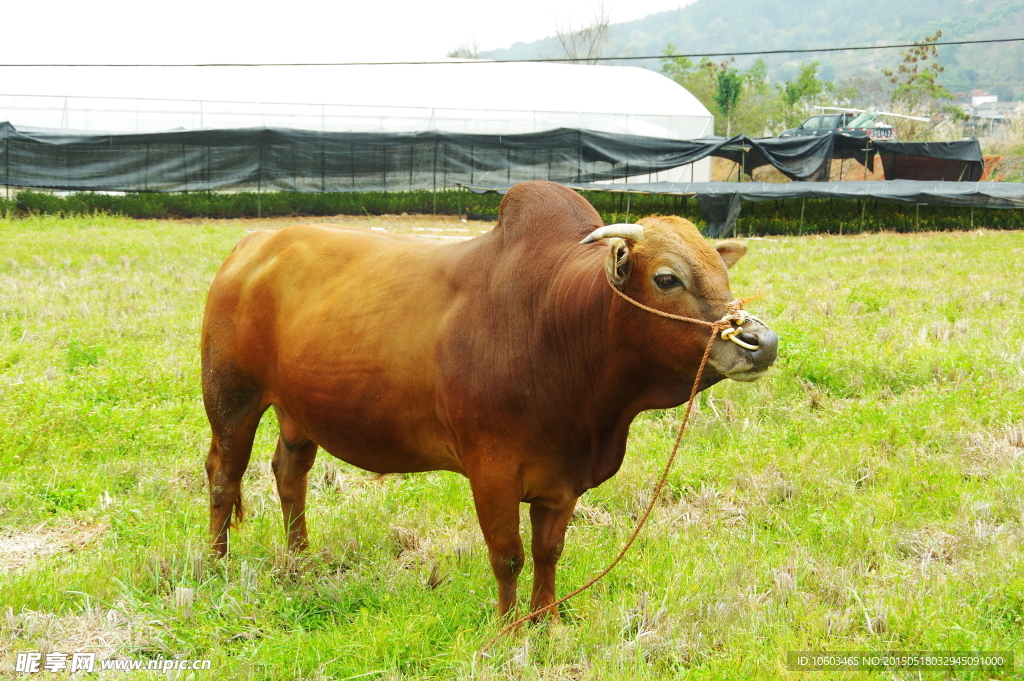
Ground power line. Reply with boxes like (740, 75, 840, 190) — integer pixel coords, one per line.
(0, 37, 1021, 67)
(652, 37, 1024, 63)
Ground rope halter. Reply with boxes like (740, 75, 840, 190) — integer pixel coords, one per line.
(605, 276, 763, 351)
(718, 306, 765, 350)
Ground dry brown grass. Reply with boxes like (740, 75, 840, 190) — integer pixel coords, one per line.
(0, 520, 108, 573)
(0, 601, 159, 672)
(961, 427, 1024, 479)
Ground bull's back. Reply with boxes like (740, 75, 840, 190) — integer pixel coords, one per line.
(203, 224, 470, 473)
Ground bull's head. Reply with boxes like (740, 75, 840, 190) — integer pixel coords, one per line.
(581, 217, 778, 383)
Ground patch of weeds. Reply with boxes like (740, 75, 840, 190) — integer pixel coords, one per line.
(847, 284, 884, 313)
(788, 363, 848, 397)
(283, 592, 348, 631)
(2, 350, 21, 369)
(973, 583, 1024, 630)
(66, 339, 105, 372)
(39, 484, 89, 514)
(778, 328, 851, 396)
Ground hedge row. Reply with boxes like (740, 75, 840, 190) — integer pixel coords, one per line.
(0, 189, 1020, 234)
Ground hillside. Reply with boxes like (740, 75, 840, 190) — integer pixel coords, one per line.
(483, 0, 1024, 101)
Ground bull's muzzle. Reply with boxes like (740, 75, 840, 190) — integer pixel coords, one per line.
(715, 321, 778, 382)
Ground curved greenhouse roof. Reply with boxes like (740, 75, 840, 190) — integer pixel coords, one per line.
(0, 61, 712, 139)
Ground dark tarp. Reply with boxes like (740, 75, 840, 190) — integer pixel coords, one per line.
(0, 122, 985, 193)
(710, 134, 837, 182)
(698, 192, 742, 236)
(874, 140, 984, 182)
(0, 123, 720, 192)
(464, 180, 1024, 237)
(715, 135, 984, 183)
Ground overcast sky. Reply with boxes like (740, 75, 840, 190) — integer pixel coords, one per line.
(0, 0, 692, 65)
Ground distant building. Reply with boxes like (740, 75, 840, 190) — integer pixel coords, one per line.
(962, 100, 1023, 139)
(973, 101, 1024, 119)
(970, 89, 998, 106)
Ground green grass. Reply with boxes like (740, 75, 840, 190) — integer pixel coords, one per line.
(0, 214, 1022, 679)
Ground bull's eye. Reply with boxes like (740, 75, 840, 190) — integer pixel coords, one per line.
(654, 273, 682, 289)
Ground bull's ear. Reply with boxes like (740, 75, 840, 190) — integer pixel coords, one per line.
(715, 240, 747, 269)
(604, 237, 633, 288)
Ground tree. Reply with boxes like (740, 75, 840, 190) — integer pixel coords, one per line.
(660, 45, 695, 84)
(714, 66, 742, 136)
(883, 30, 950, 116)
(839, 70, 894, 110)
(661, 47, 843, 137)
(882, 30, 952, 139)
(780, 62, 826, 127)
(737, 59, 785, 136)
(447, 39, 481, 60)
(662, 49, 731, 135)
(661, 46, 714, 107)
(555, 3, 611, 65)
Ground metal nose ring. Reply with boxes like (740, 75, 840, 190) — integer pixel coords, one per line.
(721, 325, 759, 350)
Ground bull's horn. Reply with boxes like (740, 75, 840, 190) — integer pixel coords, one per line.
(579, 223, 645, 244)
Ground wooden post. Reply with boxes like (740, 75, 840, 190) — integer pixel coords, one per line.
(288, 141, 296, 192)
(575, 130, 582, 183)
(432, 140, 438, 215)
(181, 142, 189, 193)
(799, 198, 806, 234)
(257, 131, 264, 219)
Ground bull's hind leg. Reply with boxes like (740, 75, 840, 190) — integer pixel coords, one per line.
(202, 333, 267, 556)
(270, 406, 318, 552)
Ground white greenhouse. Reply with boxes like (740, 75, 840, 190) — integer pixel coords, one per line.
(0, 61, 714, 182)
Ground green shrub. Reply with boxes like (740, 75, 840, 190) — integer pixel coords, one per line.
(3, 189, 1021, 234)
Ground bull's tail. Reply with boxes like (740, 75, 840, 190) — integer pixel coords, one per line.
(231, 486, 245, 528)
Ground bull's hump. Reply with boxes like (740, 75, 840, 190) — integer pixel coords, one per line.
(496, 181, 602, 246)
(272, 223, 437, 249)
(256, 224, 447, 269)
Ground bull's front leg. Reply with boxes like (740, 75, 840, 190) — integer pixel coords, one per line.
(468, 467, 525, 617)
(528, 496, 578, 619)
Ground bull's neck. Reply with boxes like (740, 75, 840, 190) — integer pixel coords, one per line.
(538, 255, 663, 492)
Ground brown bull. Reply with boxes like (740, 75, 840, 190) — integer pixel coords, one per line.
(201, 181, 777, 616)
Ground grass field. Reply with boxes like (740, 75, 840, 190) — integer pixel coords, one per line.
(0, 213, 1022, 679)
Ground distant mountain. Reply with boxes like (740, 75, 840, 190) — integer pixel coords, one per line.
(483, 0, 1024, 101)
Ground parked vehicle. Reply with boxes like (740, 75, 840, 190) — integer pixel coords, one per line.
(779, 112, 856, 138)
(778, 107, 928, 142)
